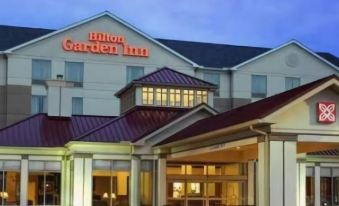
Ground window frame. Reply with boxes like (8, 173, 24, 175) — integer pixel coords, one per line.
(285, 77, 301, 91)
(72, 97, 83, 115)
(32, 59, 52, 85)
(203, 72, 220, 97)
(31, 95, 47, 114)
(65, 61, 84, 87)
(251, 74, 267, 98)
(126, 66, 144, 83)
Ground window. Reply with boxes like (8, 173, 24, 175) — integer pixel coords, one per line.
(196, 91, 208, 105)
(72, 97, 83, 115)
(203, 72, 220, 96)
(155, 88, 168, 106)
(167, 163, 248, 206)
(126, 66, 144, 83)
(183, 90, 194, 107)
(32, 59, 51, 85)
(28, 161, 61, 206)
(251, 75, 267, 98)
(31, 95, 47, 114)
(142, 87, 154, 105)
(169, 89, 181, 107)
(65, 62, 84, 87)
(92, 160, 130, 206)
(0, 161, 20, 206)
(285, 77, 300, 90)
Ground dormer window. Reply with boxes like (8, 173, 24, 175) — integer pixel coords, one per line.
(115, 67, 217, 113)
(142, 87, 154, 105)
(156, 88, 168, 106)
(141, 87, 208, 108)
(169, 89, 181, 107)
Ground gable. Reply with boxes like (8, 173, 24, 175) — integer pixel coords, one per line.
(237, 43, 338, 75)
(8, 14, 194, 68)
(270, 86, 339, 134)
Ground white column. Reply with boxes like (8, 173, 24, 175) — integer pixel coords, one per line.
(72, 157, 84, 206)
(257, 141, 269, 206)
(314, 166, 321, 206)
(270, 141, 284, 206)
(297, 163, 306, 206)
(62, 158, 71, 206)
(157, 157, 167, 206)
(284, 141, 297, 206)
(71, 155, 92, 206)
(20, 157, 28, 206)
(247, 160, 255, 205)
(130, 156, 141, 206)
(257, 140, 297, 206)
(83, 158, 92, 206)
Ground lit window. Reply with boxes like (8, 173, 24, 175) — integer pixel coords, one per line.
(0, 161, 20, 206)
(251, 75, 267, 98)
(196, 91, 208, 105)
(92, 160, 130, 206)
(72, 97, 83, 115)
(142, 87, 154, 105)
(156, 88, 168, 106)
(203, 72, 220, 96)
(126, 66, 144, 83)
(32, 59, 51, 85)
(285, 77, 300, 90)
(28, 161, 61, 206)
(183, 90, 189, 107)
(169, 89, 181, 107)
(31, 95, 47, 114)
(189, 90, 194, 106)
(183, 90, 194, 107)
(65, 62, 84, 87)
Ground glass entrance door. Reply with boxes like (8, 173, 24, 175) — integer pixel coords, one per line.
(167, 180, 247, 206)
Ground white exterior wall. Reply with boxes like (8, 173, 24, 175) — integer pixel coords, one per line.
(7, 16, 195, 116)
(232, 44, 339, 101)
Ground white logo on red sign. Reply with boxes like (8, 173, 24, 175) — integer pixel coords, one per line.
(317, 102, 336, 123)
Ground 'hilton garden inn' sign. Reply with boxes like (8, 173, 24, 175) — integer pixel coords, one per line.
(62, 32, 149, 57)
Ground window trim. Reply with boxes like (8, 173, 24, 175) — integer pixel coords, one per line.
(32, 59, 52, 85)
(285, 76, 301, 91)
(72, 97, 83, 115)
(203, 72, 220, 97)
(251, 74, 267, 98)
(65, 61, 84, 87)
(126, 66, 145, 83)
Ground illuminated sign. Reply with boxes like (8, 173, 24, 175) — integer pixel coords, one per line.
(62, 32, 149, 57)
(317, 102, 336, 123)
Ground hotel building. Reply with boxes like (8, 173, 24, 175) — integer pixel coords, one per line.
(0, 11, 337, 206)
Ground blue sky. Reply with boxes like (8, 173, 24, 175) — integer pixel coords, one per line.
(1, 0, 339, 56)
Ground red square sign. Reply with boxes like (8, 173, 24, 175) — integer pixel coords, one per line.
(317, 102, 336, 123)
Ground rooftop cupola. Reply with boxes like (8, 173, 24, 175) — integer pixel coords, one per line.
(115, 67, 217, 113)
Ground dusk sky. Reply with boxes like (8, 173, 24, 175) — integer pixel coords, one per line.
(1, 0, 339, 56)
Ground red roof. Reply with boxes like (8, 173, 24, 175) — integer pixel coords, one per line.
(0, 114, 113, 147)
(159, 74, 339, 145)
(75, 106, 188, 143)
(115, 67, 217, 97)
